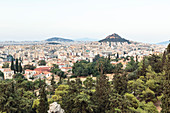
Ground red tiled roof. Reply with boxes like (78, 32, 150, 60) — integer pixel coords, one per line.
(34, 67, 51, 72)
(25, 69, 35, 72)
(61, 67, 72, 69)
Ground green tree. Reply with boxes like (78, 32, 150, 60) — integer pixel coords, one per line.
(148, 54, 162, 73)
(106, 92, 131, 113)
(50, 64, 59, 74)
(50, 64, 65, 84)
(83, 77, 95, 90)
(140, 88, 156, 103)
(51, 75, 56, 94)
(62, 79, 83, 112)
(38, 80, 48, 113)
(0, 81, 34, 113)
(161, 44, 170, 113)
(13, 73, 25, 79)
(127, 78, 145, 96)
(113, 73, 128, 95)
(125, 56, 138, 72)
(146, 65, 157, 80)
(116, 52, 119, 59)
(137, 57, 148, 79)
(11, 57, 15, 70)
(145, 79, 162, 102)
(0, 71, 4, 80)
(32, 99, 40, 113)
(113, 63, 123, 74)
(93, 54, 101, 62)
(131, 101, 158, 113)
(57, 71, 65, 84)
(108, 54, 111, 60)
(72, 92, 96, 113)
(15, 58, 19, 72)
(94, 65, 111, 112)
(125, 93, 139, 109)
(24, 64, 36, 70)
(72, 60, 90, 77)
(38, 60, 46, 66)
(18, 62, 22, 73)
(55, 85, 69, 97)
(2, 62, 9, 68)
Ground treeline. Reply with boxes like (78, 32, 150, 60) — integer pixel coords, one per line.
(72, 54, 123, 77)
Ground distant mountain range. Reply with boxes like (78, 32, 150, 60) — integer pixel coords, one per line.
(74, 38, 98, 41)
(45, 37, 74, 42)
(46, 34, 168, 44)
(156, 41, 169, 45)
(99, 33, 131, 44)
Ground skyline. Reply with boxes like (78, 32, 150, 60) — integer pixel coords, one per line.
(0, 0, 170, 43)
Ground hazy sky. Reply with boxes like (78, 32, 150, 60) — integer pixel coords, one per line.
(0, 0, 170, 43)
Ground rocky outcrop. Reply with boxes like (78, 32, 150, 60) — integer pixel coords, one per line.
(48, 102, 64, 113)
(99, 33, 131, 44)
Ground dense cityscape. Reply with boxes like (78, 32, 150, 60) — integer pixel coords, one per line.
(0, 34, 169, 113)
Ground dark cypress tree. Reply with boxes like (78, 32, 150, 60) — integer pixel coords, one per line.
(116, 52, 119, 59)
(51, 75, 56, 94)
(15, 58, 19, 73)
(161, 44, 170, 113)
(136, 55, 138, 63)
(18, 62, 22, 73)
(14, 67, 16, 74)
(167, 43, 170, 53)
(11, 57, 15, 70)
(108, 54, 111, 60)
(38, 80, 48, 113)
(162, 51, 166, 66)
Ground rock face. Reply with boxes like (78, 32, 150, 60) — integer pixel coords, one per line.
(48, 102, 64, 113)
(99, 33, 131, 44)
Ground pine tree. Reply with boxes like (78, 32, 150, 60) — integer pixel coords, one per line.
(142, 57, 147, 77)
(0, 81, 33, 113)
(94, 64, 111, 112)
(113, 73, 128, 95)
(11, 57, 14, 70)
(138, 57, 147, 78)
(38, 80, 48, 113)
(161, 44, 170, 113)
